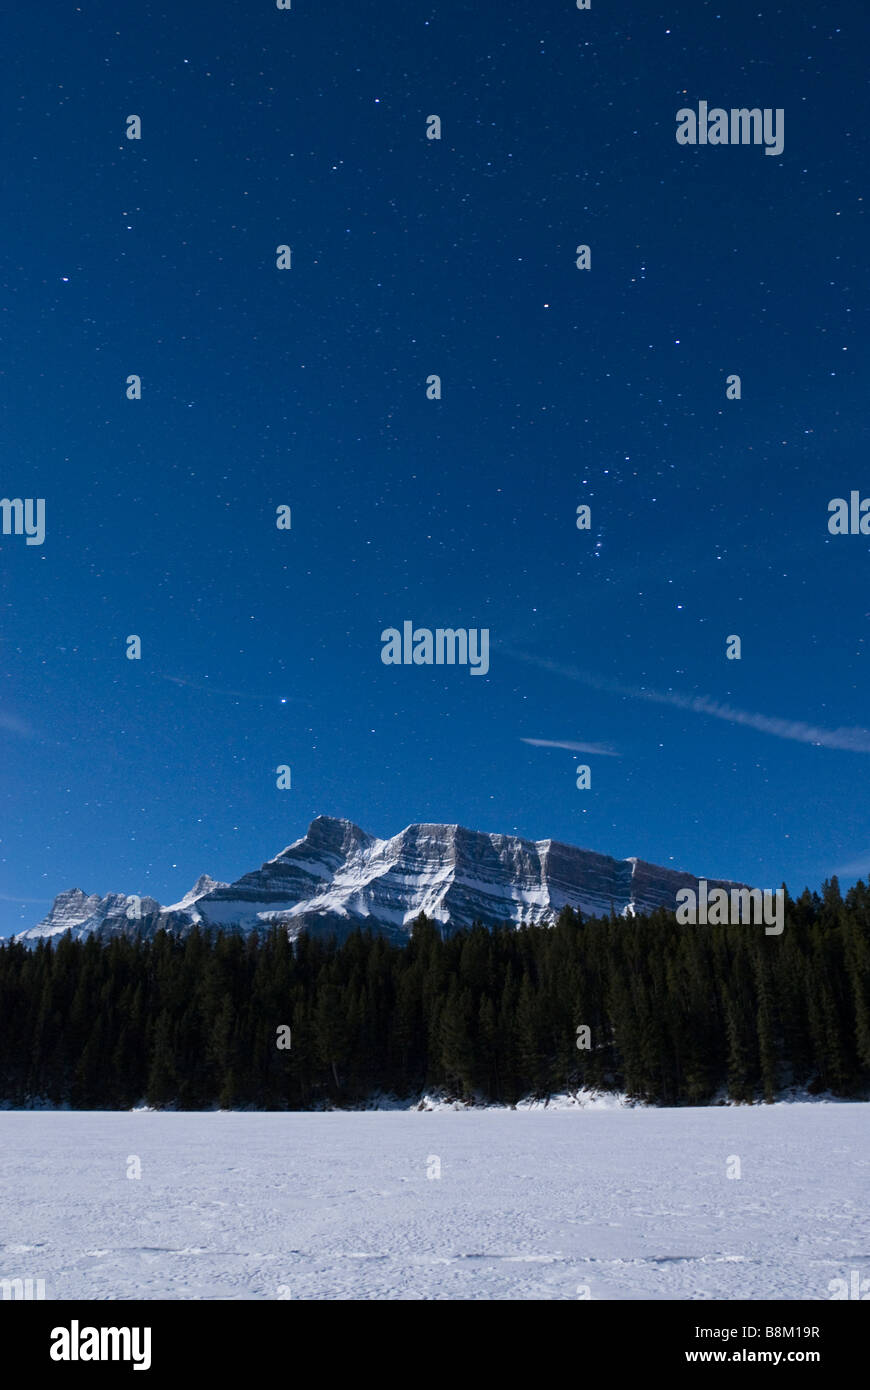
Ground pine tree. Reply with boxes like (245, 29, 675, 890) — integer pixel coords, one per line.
(146, 1010, 177, 1106)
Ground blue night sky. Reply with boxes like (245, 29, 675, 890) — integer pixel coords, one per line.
(1, 1, 869, 935)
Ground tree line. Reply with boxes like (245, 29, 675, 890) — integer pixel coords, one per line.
(0, 877, 868, 1108)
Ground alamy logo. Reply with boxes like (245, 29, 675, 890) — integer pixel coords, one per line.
(0, 497, 45, 545)
(827, 492, 870, 534)
(676, 103, 784, 156)
(50, 1320, 152, 1371)
(828, 1270, 870, 1300)
(676, 881, 784, 935)
(381, 621, 489, 676)
(1, 1276, 45, 1300)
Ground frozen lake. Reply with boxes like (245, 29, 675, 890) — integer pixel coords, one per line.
(1, 1104, 867, 1300)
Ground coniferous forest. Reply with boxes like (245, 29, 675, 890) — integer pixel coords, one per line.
(0, 878, 868, 1110)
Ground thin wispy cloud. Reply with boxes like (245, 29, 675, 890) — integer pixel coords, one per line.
(160, 675, 305, 704)
(521, 737, 621, 757)
(0, 710, 33, 738)
(506, 650, 870, 754)
(834, 852, 870, 877)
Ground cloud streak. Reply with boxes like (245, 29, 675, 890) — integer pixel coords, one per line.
(506, 650, 870, 754)
(522, 737, 621, 757)
(160, 675, 305, 704)
(834, 852, 870, 877)
(0, 710, 33, 738)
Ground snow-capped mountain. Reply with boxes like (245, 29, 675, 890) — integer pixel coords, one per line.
(20, 888, 165, 942)
(165, 874, 230, 912)
(16, 815, 740, 945)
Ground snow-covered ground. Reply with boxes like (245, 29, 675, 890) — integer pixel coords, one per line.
(0, 1104, 867, 1300)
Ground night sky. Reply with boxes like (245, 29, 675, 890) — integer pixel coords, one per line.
(1, 1, 868, 936)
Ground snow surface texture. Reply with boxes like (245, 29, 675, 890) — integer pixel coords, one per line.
(1, 1104, 867, 1300)
(17, 814, 743, 945)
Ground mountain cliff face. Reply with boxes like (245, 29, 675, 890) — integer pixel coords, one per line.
(16, 815, 740, 945)
(20, 888, 165, 942)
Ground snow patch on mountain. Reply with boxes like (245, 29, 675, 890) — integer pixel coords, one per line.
(165, 875, 229, 912)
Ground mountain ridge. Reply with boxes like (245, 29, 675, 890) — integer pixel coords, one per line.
(15, 814, 744, 946)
